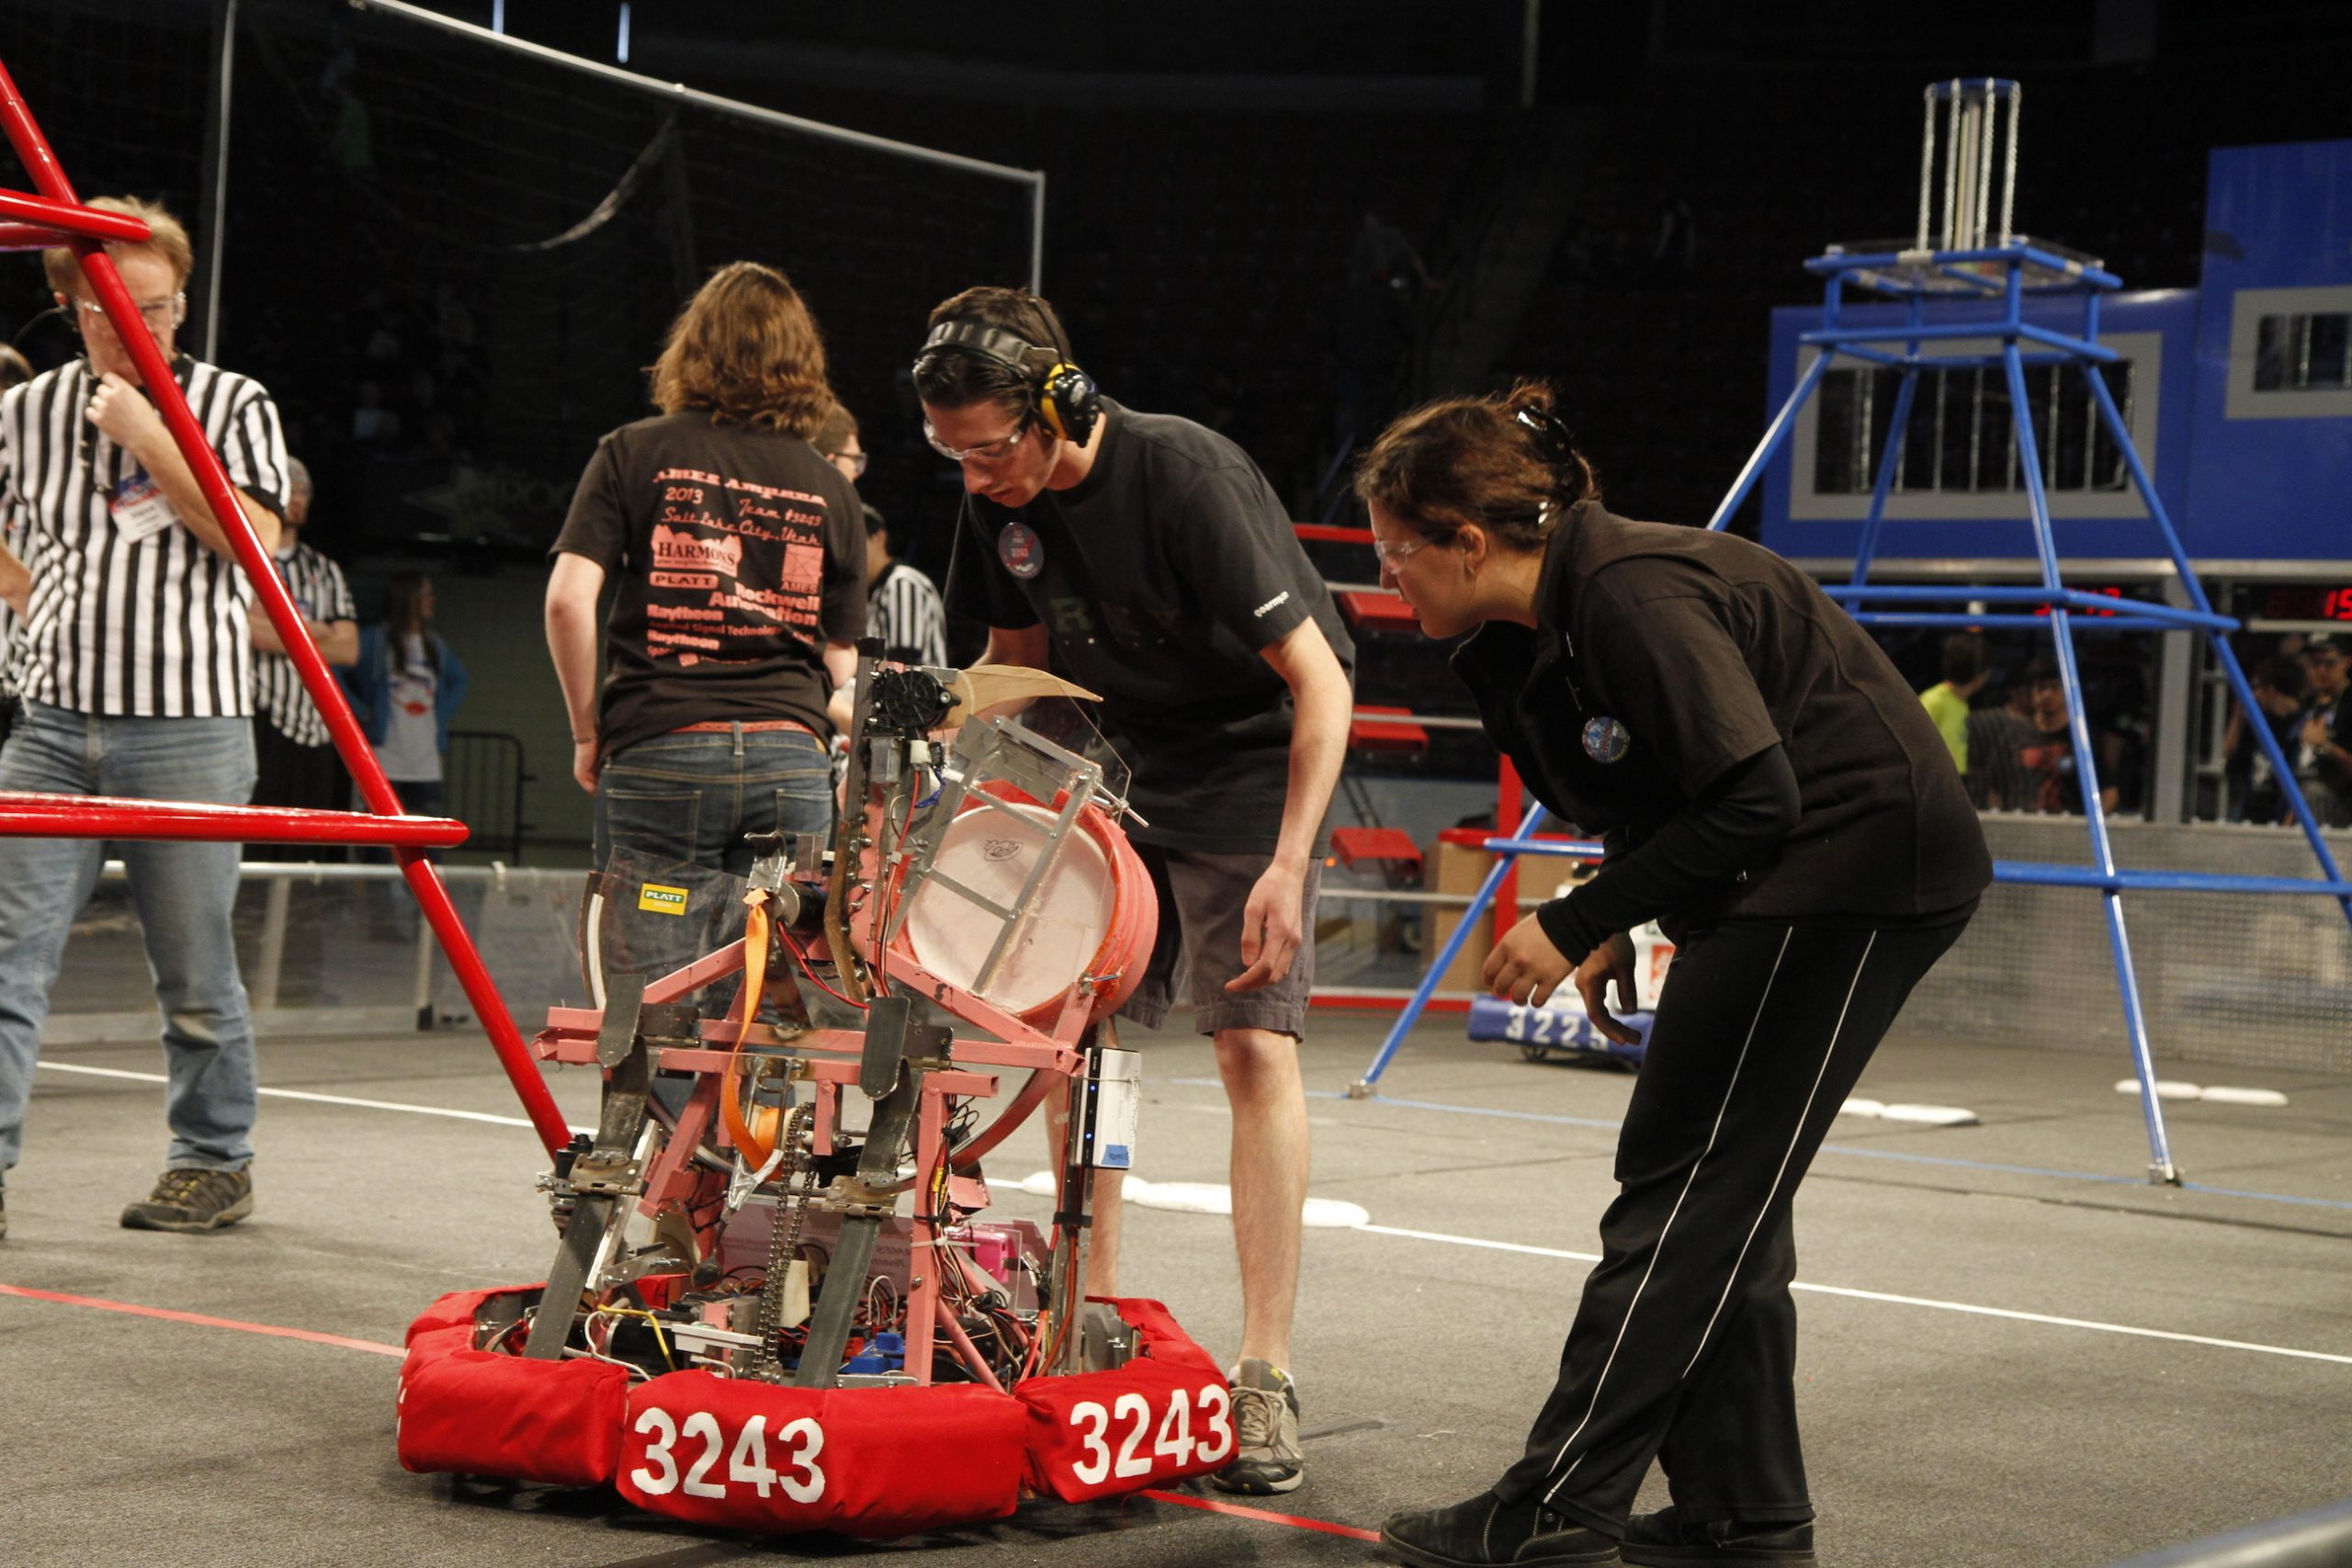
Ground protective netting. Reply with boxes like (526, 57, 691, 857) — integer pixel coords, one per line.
(37, 813, 2347, 1083)
(1, 1, 1034, 553)
(236, 0, 1030, 548)
(1886, 815, 2352, 1074)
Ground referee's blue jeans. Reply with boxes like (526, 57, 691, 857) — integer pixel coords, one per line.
(0, 702, 259, 1182)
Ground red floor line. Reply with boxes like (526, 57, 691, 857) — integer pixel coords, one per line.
(0, 1280, 1385, 1543)
(1139, 1487, 1383, 1541)
(0, 1280, 408, 1358)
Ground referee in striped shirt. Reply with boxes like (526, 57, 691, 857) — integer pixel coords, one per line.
(0, 197, 288, 1241)
(246, 457, 358, 860)
(861, 503, 948, 668)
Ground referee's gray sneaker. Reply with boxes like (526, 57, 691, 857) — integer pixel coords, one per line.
(1212, 1358, 1303, 1495)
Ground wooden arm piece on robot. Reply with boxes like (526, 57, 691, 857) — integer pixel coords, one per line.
(941, 663, 1101, 726)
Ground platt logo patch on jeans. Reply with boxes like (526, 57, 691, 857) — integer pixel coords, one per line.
(637, 884, 690, 916)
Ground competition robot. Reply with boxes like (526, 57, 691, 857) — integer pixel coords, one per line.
(398, 649, 1238, 1537)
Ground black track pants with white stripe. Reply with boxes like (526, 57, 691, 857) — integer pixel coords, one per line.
(1495, 914, 1971, 1531)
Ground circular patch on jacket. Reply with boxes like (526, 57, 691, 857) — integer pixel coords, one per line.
(1581, 716, 1632, 764)
(998, 521, 1044, 580)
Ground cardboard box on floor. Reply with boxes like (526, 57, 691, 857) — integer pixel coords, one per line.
(1426, 829, 1497, 991)
(1424, 828, 1593, 990)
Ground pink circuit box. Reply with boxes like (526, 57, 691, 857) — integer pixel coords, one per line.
(960, 1219, 1048, 1290)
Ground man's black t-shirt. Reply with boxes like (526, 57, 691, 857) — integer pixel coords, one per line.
(1453, 503, 1990, 927)
(553, 412, 865, 761)
(944, 400, 1354, 852)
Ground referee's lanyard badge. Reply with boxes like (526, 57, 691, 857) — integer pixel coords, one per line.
(109, 469, 179, 543)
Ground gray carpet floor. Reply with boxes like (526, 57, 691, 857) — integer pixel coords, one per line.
(2, 1008, 2346, 1568)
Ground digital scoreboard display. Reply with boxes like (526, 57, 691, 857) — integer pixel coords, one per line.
(2259, 586, 2352, 622)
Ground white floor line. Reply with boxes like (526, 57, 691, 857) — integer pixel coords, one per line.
(43, 1061, 2348, 1370)
(1357, 1223, 2352, 1368)
(35, 1061, 594, 1134)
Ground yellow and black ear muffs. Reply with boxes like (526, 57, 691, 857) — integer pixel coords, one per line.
(915, 319, 1102, 446)
(1034, 358, 1100, 445)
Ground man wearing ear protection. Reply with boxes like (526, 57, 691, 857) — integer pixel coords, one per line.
(915, 286, 1354, 1495)
(0, 196, 288, 1241)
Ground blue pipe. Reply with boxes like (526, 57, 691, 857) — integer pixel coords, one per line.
(1806, 344, 2087, 371)
(1354, 802, 1548, 1091)
(1806, 243, 2124, 291)
(1794, 321, 2121, 366)
(1706, 348, 1835, 533)
(2002, 337, 2177, 1181)
(1479, 837, 1604, 859)
(2079, 369, 2352, 930)
(1928, 264, 2009, 297)
(1851, 365, 1922, 585)
(2015, 321, 2123, 362)
(1819, 586, 2236, 631)
(1995, 863, 2352, 897)
(1849, 614, 2188, 632)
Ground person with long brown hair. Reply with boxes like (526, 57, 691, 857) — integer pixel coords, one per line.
(545, 260, 863, 881)
(1363, 383, 1987, 1568)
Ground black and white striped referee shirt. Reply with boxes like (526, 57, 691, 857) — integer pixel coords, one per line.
(0, 508, 30, 704)
(870, 558, 948, 668)
(0, 356, 289, 718)
(251, 541, 356, 747)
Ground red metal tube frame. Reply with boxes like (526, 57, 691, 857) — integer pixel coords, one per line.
(1292, 522, 1374, 545)
(0, 222, 76, 252)
(0, 793, 468, 846)
(0, 186, 150, 242)
(0, 59, 571, 1156)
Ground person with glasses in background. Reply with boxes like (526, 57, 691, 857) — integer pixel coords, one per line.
(545, 261, 863, 887)
(0, 196, 289, 1240)
(810, 398, 946, 668)
(812, 398, 868, 488)
(914, 286, 1354, 1497)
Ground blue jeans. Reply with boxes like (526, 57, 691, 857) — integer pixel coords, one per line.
(0, 702, 259, 1180)
(593, 725, 832, 878)
(592, 726, 832, 1019)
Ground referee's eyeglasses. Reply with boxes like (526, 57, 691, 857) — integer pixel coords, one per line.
(71, 292, 186, 332)
(924, 416, 1029, 465)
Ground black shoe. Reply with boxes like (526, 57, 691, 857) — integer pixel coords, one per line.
(1619, 1506, 1815, 1567)
(1381, 1490, 1621, 1567)
(0, 1188, 7, 1241)
(121, 1168, 253, 1233)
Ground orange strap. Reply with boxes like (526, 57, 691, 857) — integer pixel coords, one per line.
(719, 890, 777, 1168)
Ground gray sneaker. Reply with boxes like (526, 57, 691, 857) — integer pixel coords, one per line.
(1211, 1357, 1303, 1495)
(122, 1168, 253, 1233)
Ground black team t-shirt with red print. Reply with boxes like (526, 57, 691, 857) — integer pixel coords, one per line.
(554, 411, 866, 761)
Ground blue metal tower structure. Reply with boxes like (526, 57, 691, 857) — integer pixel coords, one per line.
(1357, 82, 2352, 1184)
